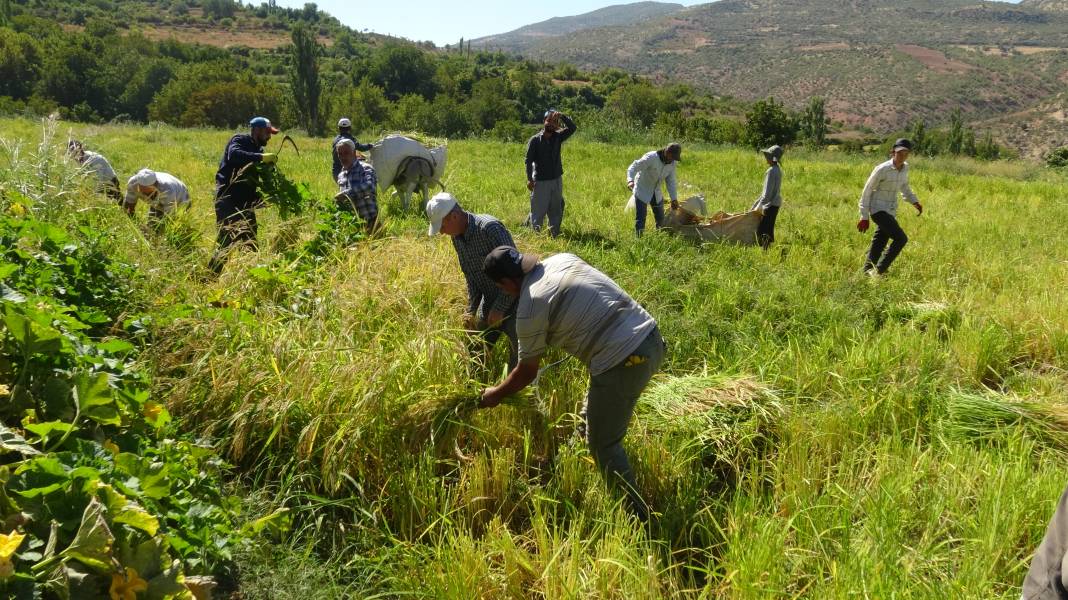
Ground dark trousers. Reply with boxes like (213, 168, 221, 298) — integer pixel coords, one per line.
(865, 211, 908, 274)
(757, 205, 779, 250)
(209, 195, 258, 274)
(635, 198, 665, 236)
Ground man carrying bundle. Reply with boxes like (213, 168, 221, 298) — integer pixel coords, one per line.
(123, 168, 190, 229)
(209, 116, 279, 274)
(480, 246, 666, 521)
(427, 193, 518, 375)
(627, 143, 682, 236)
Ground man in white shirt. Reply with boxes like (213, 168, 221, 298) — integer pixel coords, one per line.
(124, 168, 191, 227)
(627, 143, 681, 236)
(480, 246, 666, 521)
(68, 141, 121, 204)
(857, 138, 923, 275)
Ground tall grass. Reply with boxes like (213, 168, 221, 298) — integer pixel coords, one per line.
(2, 116, 1067, 597)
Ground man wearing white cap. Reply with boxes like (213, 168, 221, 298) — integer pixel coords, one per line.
(332, 117, 373, 181)
(427, 192, 519, 373)
(124, 168, 191, 227)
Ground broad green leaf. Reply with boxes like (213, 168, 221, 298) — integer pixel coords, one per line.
(2, 306, 62, 356)
(59, 497, 114, 573)
(0, 423, 41, 456)
(242, 507, 292, 538)
(97, 483, 159, 537)
(96, 339, 135, 354)
(23, 420, 76, 445)
(146, 560, 191, 600)
(0, 263, 18, 280)
(74, 373, 120, 426)
(12, 456, 70, 498)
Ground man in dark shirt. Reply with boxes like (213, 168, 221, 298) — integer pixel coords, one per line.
(524, 110, 576, 238)
(427, 192, 519, 374)
(208, 116, 279, 274)
(331, 117, 373, 182)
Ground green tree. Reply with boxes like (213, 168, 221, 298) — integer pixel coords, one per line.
(465, 77, 518, 132)
(606, 82, 675, 128)
(0, 0, 11, 26)
(799, 96, 828, 147)
(908, 120, 931, 156)
(0, 28, 41, 100)
(947, 108, 965, 155)
(181, 81, 285, 128)
(369, 44, 438, 100)
(290, 23, 323, 135)
(974, 133, 1001, 161)
(743, 97, 797, 149)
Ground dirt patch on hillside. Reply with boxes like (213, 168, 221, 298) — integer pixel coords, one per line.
(896, 44, 975, 73)
(139, 25, 332, 49)
(799, 42, 850, 52)
(1017, 46, 1063, 55)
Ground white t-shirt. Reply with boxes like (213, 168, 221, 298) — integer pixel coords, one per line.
(82, 151, 117, 183)
(124, 171, 190, 214)
(516, 253, 657, 375)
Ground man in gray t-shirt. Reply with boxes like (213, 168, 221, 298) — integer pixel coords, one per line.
(480, 246, 665, 521)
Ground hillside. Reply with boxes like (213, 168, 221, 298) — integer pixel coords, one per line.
(481, 0, 1068, 155)
(473, 1, 685, 53)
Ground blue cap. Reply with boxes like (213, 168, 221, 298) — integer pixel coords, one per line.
(249, 117, 279, 133)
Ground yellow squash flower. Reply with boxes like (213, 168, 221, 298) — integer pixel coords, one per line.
(0, 531, 25, 579)
(103, 439, 120, 455)
(8, 204, 26, 217)
(109, 567, 148, 600)
(0, 384, 10, 396)
(142, 402, 163, 422)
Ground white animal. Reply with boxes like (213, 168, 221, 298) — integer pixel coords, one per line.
(368, 135, 447, 211)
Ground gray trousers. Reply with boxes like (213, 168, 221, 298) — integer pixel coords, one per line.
(530, 177, 564, 237)
(580, 326, 665, 521)
(1023, 482, 1068, 600)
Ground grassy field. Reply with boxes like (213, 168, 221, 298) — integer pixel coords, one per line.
(2, 116, 1067, 598)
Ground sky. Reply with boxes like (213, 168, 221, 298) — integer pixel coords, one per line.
(270, 0, 708, 46)
(271, 0, 1025, 47)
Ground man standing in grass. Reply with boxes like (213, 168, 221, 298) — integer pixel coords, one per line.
(480, 246, 665, 521)
(858, 138, 923, 276)
(427, 193, 519, 374)
(123, 168, 191, 229)
(334, 138, 379, 234)
(524, 109, 576, 237)
(209, 117, 279, 274)
(1024, 482, 1068, 599)
(751, 145, 784, 250)
(332, 117, 373, 182)
(627, 143, 682, 236)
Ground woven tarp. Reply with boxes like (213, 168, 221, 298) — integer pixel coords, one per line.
(662, 206, 762, 245)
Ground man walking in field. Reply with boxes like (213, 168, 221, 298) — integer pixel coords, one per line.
(524, 109, 576, 237)
(858, 138, 923, 276)
(627, 143, 682, 236)
(332, 117, 373, 182)
(209, 116, 279, 274)
(480, 246, 666, 521)
(427, 193, 519, 375)
(334, 138, 379, 233)
(68, 141, 122, 204)
(123, 168, 191, 229)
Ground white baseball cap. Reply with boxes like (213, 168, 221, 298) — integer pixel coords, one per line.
(133, 168, 157, 187)
(426, 192, 458, 236)
(338, 118, 352, 128)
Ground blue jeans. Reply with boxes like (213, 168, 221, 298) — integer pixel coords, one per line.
(635, 198, 665, 236)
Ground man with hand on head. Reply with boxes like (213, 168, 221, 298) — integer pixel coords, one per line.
(332, 117, 373, 182)
(123, 168, 190, 228)
(627, 143, 682, 236)
(209, 116, 279, 274)
(427, 193, 519, 375)
(524, 109, 576, 237)
(857, 138, 923, 276)
(480, 246, 666, 521)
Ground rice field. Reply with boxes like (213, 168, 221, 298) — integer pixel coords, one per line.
(2, 116, 1067, 598)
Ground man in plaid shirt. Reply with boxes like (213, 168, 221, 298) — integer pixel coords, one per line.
(334, 138, 379, 233)
(427, 192, 519, 373)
